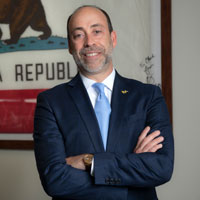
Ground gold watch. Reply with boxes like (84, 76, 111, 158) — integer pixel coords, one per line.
(83, 154, 93, 169)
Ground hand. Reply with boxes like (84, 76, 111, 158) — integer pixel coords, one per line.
(134, 126, 164, 153)
(66, 154, 86, 170)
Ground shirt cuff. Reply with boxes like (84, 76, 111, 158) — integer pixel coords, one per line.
(90, 158, 94, 176)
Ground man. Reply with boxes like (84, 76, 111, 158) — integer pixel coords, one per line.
(34, 5, 174, 200)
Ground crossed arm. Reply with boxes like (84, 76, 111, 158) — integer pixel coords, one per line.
(34, 86, 174, 198)
(66, 126, 164, 170)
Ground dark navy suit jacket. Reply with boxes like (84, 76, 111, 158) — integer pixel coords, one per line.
(34, 72, 174, 200)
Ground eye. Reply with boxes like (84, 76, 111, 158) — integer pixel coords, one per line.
(73, 32, 85, 40)
(93, 30, 102, 35)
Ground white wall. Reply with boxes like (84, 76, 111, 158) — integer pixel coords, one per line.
(0, 150, 50, 200)
(0, 0, 200, 199)
(157, 0, 200, 199)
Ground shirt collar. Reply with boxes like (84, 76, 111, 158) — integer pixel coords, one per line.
(80, 69, 116, 91)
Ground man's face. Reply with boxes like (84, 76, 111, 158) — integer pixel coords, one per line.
(68, 7, 117, 76)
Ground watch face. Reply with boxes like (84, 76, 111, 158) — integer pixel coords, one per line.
(83, 154, 93, 166)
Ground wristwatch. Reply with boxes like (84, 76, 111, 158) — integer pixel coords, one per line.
(83, 154, 93, 170)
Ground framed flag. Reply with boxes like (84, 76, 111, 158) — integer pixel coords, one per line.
(0, 0, 172, 149)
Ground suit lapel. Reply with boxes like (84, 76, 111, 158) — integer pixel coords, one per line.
(67, 74, 105, 152)
(106, 73, 131, 152)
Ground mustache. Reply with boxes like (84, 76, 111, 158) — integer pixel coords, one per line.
(80, 45, 104, 55)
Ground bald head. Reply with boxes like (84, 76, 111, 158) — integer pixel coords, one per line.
(67, 5, 113, 40)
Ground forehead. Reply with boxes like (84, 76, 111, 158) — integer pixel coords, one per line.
(69, 7, 108, 31)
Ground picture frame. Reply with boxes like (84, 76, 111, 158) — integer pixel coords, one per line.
(0, 0, 172, 149)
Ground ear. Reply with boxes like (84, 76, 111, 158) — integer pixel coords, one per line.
(111, 31, 117, 48)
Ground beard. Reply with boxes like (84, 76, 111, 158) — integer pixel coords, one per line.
(72, 43, 113, 74)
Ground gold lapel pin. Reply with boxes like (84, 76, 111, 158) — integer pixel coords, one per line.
(121, 90, 128, 94)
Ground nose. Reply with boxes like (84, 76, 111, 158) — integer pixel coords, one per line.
(84, 34, 94, 47)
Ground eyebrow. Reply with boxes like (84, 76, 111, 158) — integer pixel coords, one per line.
(91, 24, 104, 29)
(71, 24, 104, 33)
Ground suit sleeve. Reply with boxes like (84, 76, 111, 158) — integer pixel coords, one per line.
(34, 93, 127, 200)
(93, 86, 174, 187)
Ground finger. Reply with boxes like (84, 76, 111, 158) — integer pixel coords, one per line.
(139, 130, 161, 150)
(138, 126, 151, 142)
(135, 126, 151, 149)
(149, 143, 163, 153)
(143, 136, 164, 152)
(66, 157, 72, 165)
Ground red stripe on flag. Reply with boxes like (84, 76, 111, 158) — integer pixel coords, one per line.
(0, 89, 47, 133)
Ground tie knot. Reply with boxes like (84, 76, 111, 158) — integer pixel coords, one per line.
(92, 83, 105, 95)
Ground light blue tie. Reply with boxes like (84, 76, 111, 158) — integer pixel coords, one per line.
(93, 83, 111, 150)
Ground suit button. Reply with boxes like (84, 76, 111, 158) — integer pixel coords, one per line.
(110, 178, 114, 184)
(116, 178, 121, 184)
(105, 178, 110, 184)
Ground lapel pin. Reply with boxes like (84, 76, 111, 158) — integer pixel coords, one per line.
(121, 90, 128, 94)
